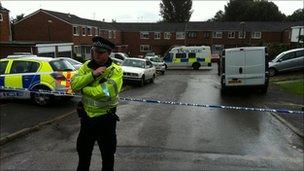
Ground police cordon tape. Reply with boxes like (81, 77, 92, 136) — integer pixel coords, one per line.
(0, 87, 303, 115)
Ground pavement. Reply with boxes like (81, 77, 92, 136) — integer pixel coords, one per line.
(0, 64, 303, 170)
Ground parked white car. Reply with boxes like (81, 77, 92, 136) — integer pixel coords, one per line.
(145, 56, 166, 75)
(57, 57, 83, 69)
(109, 52, 129, 65)
(121, 58, 156, 86)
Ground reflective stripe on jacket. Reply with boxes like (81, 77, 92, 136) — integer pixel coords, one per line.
(71, 60, 123, 118)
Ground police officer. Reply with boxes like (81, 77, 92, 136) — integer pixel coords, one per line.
(71, 36, 123, 171)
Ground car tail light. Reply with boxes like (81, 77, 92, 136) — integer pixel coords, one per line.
(51, 73, 66, 81)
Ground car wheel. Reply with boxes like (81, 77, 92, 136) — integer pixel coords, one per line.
(259, 84, 268, 94)
(30, 86, 53, 106)
(192, 62, 201, 70)
(151, 74, 156, 83)
(161, 71, 165, 75)
(139, 75, 145, 87)
(220, 76, 227, 95)
(269, 68, 276, 77)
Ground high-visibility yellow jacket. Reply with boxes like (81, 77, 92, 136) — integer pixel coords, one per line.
(71, 59, 123, 118)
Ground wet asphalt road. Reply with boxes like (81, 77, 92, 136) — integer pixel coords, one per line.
(0, 65, 303, 170)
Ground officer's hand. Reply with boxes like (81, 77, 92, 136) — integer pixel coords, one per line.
(93, 67, 106, 77)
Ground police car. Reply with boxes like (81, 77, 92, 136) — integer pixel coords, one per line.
(0, 56, 76, 106)
(164, 46, 212, 70)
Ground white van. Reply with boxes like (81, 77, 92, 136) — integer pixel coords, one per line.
(164, 46, 212, 70)
(220, 47, 269, 93)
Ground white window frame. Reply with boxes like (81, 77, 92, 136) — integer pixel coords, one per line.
(82, 27, 86, 36)
(108, 30, 113, 39)
(154, 32, 161, 39)
(239, 31, 246, 39)
(251, 31, 261, 39)
(113, 31, 116, 39)
(74, 45, 81, 54)
(140, 44, 151, 52)
(212, 31, 222, 39)
(228, 31, 235, 39)
(176, 32, 185, 40)
(0, 13, 3, 21)
(140, 31, 149, 39)
(73, 26, 79, 36)
(87, 27, 92, 36)
(95, 27, 99, 36)
(187, 31, 197, 38)
(164, 32, 171, 39)
(203, 32, 210, 38)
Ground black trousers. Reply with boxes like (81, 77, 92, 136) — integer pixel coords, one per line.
(76, 109, 118, 171)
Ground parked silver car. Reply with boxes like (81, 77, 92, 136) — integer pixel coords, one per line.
(268, 48, 304, 76)
(145, 56, 166, 75)
(109, 52, 129, 65)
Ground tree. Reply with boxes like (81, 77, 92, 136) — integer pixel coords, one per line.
(209, 0, 286, 21)
(11, 14, 24, 23)
(160, 0, 193, 23)
(208, 10, 224, 22)
(287, 8, 304, 21)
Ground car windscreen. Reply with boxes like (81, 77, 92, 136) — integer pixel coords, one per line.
(49, 59, 75, 71)
(149, 57, 162, 62)
(122, 59, 145, 68)
(67, 58, 82, 65)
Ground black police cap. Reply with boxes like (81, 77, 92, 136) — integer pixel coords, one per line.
(92, 36, 115, 52)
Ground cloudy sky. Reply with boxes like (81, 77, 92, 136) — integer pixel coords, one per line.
(2, 0, 303, 22)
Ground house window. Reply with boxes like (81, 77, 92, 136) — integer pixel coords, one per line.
(95, 27, 99, 36)
(164, 32, 171, 39)
(87, 27, 92, 36)
(176, 32, 185, 39)
(73, 26, 79, 36)
(251, 32, 261, 39)
(82, 27, 86, 36)
(228, 31, 235, 39)
(154, 32, 161, 39)
(140, 32, 149, 39)
(0, 13, 3, 21)
(108, 30, 114, 39)
(187, 32, 197, 38)
(140, 45, 151, 52)
(212, 31, 222, 38)
(203, 32, 210, 39)
(74, 45, 81, 54)
(113, 31, 116, 39)
(239, 31, 246, 39)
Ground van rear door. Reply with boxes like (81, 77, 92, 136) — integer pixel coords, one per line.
(225, 48, 245, 86)
(244, 48, 265, 86)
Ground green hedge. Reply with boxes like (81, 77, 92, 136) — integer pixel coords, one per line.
(266, 43, 289, 60)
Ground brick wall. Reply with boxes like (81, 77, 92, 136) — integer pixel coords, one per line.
(14, 11, 72, 42)
(0, 10, 10, 42)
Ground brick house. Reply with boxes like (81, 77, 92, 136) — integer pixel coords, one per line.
(12, 9, 302, 58)
(13, 9, 123, 58)
(114, 21, 302, 56)
(0, 3, 11, 42)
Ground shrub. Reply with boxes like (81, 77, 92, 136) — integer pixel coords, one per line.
(266, 43, 289, 60)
